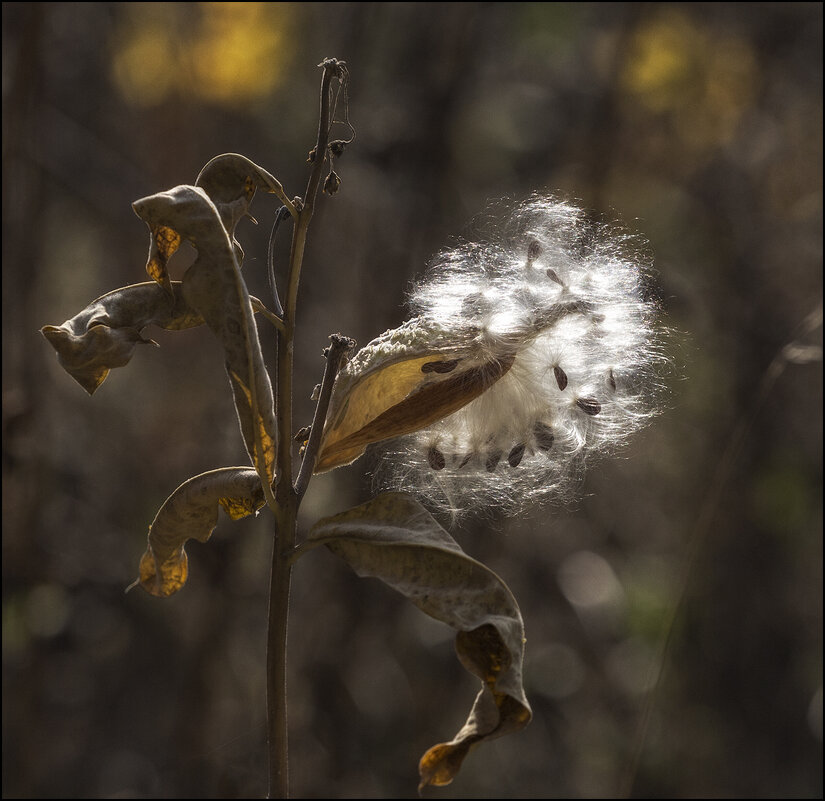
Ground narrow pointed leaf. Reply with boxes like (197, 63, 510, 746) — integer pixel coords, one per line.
(133, 185, 277, 483)
(316, 319, 515, 472)
(307, 492, 532, 790)
(136, 467, 265, 597)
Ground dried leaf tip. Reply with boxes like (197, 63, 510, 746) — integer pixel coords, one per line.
(323, 170, 341, 196)
(329, 139, 347, 157)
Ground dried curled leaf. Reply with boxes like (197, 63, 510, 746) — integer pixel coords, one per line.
(307, 492, 532, 790)
(195, 153, 284, 263)
(141, 154, 281, 292)
(315, 319, 515, 472)
(41, 281, 205, 395)
(136, 467, 265, 597)
(133, 185, 277, 482)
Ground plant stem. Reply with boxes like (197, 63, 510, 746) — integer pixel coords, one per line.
(266, 58, 344, 800)
(294, 334, 355, 502)
(267, 494, 295, 799)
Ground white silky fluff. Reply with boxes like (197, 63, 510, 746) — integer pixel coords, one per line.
(376, 195, 669, 515)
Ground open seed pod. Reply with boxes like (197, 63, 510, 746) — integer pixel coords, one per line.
(315, 318, 516, 473)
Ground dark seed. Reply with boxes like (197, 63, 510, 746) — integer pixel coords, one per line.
(508, 443, 526, 467)
(546, 268, 564, 286)
(608, 369, 616, 391)
(458, 453, 473, 469)
(554, 365, 568, 391)
(576, 397, 601, 416)
(485, 450, 502, 472)
(421, 359, 460, 374)
(527, 240, 541, 264)
(533, 422, 555, 451)
(427, 447, 446, 471)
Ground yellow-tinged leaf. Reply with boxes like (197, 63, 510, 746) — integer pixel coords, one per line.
(133, 185, 277, 483)
(316, 319, 515, 472)
(228, 369, 276, 481)
(145, 224, 181, 293)
(307, 492, 532, 790)
(136, 467, 265, 598)
(138, 545, 188, 598)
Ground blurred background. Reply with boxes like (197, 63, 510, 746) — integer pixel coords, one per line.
(3, 3, 822, 798)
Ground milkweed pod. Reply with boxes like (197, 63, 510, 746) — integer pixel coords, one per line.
(315, 318, 516, 473)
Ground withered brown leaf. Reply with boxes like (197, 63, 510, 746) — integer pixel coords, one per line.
(195, 153, 287, 263)
(307, 492, 532, 790)
(41, 281, 205, 395)
(135, 467, 265, 598)
(133, 185, 277, 483)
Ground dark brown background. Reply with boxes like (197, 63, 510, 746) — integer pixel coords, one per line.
(3, 3, 822, 798)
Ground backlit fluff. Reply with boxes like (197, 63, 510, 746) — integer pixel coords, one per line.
(376, 195, 668, 514)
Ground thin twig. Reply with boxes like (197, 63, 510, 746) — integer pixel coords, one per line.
(622, 303, 823, 797)
(294, 334, 355, 502)
(250, 298, 285, 333)
(268, 206, 290, 318)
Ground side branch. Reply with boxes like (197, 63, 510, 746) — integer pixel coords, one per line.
(294, 334, 355, 501)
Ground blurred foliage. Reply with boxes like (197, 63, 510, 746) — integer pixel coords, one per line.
(111, 3, 294, 106)
(3, 2, 822, 798)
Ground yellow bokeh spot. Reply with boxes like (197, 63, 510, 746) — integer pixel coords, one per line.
(110, 2, 292, 107)
(622, 9, 757, 155)
(190, 2, 288, 103)
(112, 24, 176, 107)
(622, 11, 701, 113)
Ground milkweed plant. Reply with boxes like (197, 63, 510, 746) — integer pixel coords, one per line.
(41, 59, 668, 798)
